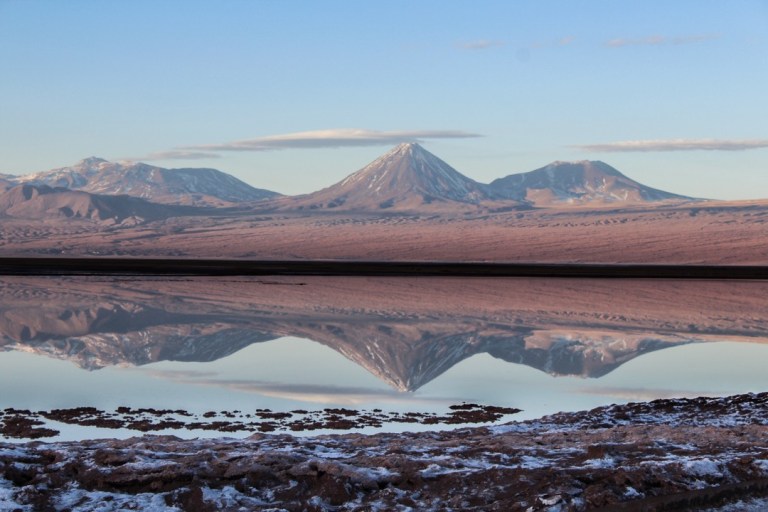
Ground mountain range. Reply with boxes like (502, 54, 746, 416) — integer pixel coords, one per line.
(4, 143, 763, 263)
(1, 144, 696, 219)
(13, 157, 280, 207)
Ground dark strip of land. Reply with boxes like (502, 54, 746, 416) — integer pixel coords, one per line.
(0, 257, 767, 279)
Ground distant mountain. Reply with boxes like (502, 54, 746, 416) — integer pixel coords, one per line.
(281, 143, 513, 210)
(7, 152, 697, 212)
(490, 160, 694, 206)
(277, 147, 690, 211)
(14, 158, 280, 207)
(0, 183, 194, 224)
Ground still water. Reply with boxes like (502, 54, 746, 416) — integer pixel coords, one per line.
(1, 275, 767, 439)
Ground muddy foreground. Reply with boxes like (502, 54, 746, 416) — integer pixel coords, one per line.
(1, 393, 767, 511)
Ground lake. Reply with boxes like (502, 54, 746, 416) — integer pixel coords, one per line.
(1, 275, 767, 440)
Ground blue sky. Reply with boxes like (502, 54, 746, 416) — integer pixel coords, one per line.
(1, 0, 766, 199)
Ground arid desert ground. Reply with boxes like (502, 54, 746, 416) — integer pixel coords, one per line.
(2, 199, 767, 264)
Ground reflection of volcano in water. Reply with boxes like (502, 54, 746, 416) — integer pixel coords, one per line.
(1, 276, 767, 391)
(286, 322, 698, 391)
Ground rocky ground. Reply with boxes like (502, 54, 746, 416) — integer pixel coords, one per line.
(1, 393, 767, 511)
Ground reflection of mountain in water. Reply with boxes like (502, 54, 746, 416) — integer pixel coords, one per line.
(0, 298, 277, 370)
(286, 322, 699, 391)
(1, 276, 767, 391)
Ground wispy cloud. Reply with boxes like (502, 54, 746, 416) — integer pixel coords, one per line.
(532, 35, 577, 49)
(605, 33, 721, 48)
(124, 150, 221, 161)
(457, 39, 505, 50)
(183, 128, 482, 152)
(575, 138, 768, 152)
(458, 36, 575, 52)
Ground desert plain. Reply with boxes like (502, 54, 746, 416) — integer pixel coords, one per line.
(1, 199, 767, 264)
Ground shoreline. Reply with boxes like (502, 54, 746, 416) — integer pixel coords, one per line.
(0, 403, 522, 442)
(2, 392, 767, 510)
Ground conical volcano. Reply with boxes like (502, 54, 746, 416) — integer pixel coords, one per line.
(283, 143, 503, 210)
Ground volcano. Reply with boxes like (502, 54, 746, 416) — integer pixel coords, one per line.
(490, 160, 694, 205)
(282, 143, 511, 210)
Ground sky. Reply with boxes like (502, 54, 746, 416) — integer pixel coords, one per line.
(1, 0, 767, 199)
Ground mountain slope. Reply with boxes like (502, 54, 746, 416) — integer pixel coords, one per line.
(0, 183, 195, 223)
(490, 160, 694, 206)
(280, 143, 511, 210)
(0, 175, 13, 192)
(15, 158, 280, 207)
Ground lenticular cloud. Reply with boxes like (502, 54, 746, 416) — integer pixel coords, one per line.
(576, 138, 768, 152)
(183, 128, 482, 152)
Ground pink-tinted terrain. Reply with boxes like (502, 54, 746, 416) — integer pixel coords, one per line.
(1, 144, 766, 264)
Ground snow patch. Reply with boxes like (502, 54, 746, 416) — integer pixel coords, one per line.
(0, 476, 30, 511)
(582, 456, 616, 469)
(54, 485, 181, 511)
(518, 455, 552, 469)
(419, 463, 465, 478)
(683, 458, 724, 478)
(201, 485, 272, 508)
(754, 459, 768, 475)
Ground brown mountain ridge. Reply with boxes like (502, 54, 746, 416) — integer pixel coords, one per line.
(0, 184, 198, 224)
